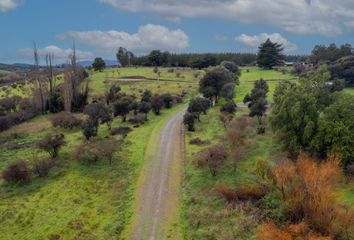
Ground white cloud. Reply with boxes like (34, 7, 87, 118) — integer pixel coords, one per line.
(235, 33, 297, 52)
(17, 45, 93, 62)
(98, 0, 354, 37)
(0, 0, 19, 12)
(56, 24, 189, 54)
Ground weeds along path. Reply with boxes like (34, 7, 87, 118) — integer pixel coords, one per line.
(124, 108, 186, 240)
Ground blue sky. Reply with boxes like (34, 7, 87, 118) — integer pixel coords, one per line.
(0, 0, 353, 63)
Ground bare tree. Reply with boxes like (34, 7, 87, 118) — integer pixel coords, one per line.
(61, 42, 88, 112)
(32, 42, 47, 114)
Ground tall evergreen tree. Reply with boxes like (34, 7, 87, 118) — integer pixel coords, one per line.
(257, 39, 284, 69)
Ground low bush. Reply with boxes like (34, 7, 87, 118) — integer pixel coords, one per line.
(32, 158, 55, 177)
(51, 112, 82, 129)
(110, 127, 132, 137)
(129, 113, 146, 125)
(194, 144, 227, 176)
(2, 160, 31, 183)
(215, 182, 266, 204)
(36, 133, 66, 159)
(75, 138, 121, 165)
(189, 138, 210, 145)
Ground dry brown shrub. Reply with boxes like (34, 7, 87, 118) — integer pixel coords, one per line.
(194, 144, 227, 176)
(270, 154, 353, 238)
(257, 221, 334, 240)
(215, 182, 237, 203)
(215, 182, 266, 204)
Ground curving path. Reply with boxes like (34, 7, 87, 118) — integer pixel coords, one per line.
(125, 108, 186, 240)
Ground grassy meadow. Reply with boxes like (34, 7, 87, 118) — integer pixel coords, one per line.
(1, 65, 353, 239)
(0, 67, 197, 239)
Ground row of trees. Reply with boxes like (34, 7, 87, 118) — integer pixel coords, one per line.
(115, 48, 257, 68)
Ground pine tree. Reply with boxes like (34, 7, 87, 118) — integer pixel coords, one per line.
(257, 39, 284, 69)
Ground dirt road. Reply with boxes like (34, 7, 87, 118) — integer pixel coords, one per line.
(125, 108, 186, 240)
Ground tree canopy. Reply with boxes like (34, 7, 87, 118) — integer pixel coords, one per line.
(92, 57, 106, 71)
(257, 39, 284, 69)
(199, 66, 237, 102)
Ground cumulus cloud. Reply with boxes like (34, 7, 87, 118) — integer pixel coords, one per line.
(235, 33, 297, 52)
(17, 45, 93, 62)
(0, 0, 19, 12)
(98, 0, 354, 37)
(56, 24, 189, 54)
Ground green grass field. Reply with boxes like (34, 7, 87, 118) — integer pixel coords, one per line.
(235, 67, 296, 103)
(0, 103, 187, 239)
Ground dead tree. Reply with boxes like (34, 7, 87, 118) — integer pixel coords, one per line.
(32, 42, 47, 114)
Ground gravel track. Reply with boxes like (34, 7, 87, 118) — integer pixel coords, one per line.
(126, 108, 186, 240)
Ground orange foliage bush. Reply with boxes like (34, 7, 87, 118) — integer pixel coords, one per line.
(257, 221, 333, 240)
(273, 154, 343, 234)
(257, 154, 354, 239)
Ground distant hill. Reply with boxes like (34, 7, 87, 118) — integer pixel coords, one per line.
(0, 63, 32, 73)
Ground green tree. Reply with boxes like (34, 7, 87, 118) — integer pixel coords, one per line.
(244, 79, 269, 133)
(138, 101, 151, 120)
(329, 56, 354, 87)
(270, 81, 319, 154)
(92, 57, 106, 71)
(148, 50, 163, 66)
(220, 83, 236, 100)
(313, 93, 354, 166)
(141, 89, 152, 102)
(106, 84, 121, 105)
(161, 93, 174, 109)
(151, 94, 164, 115)
(113, 99, 131, 122)
(183, 112, 197, 131)
(220, 60, 241, 76)
(199, 66, 236, 103)
(82, 118, 98, 140)
(187, 97, 211, 121)
(116, 47, 134, 67)
(257, 39, 284, 69)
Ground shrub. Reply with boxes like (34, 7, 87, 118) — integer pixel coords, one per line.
(32, 158, 55, 177)
(220, 101, 237, 114)
(75, 138, 121, 165)
(189, 138, 210, 145)
(215, 182, 238, 203)
(75, 142, 100, 164)
(259, 154, 354, 238)
(256, 222, 332, 240)
(151, 94, 164, 115)
(259, 191, 288, 224)
(183, 112, 197, 131)
(194, 144, 227, 176)
(219, 111, 234, 128)
(161, 93, 174, 108)
(51, 112, 82, 129)
(2, 160, 30, 183)
(110, 127, 132, 137)
(81, 118, 98, 140)
(133, 113, 147, 125)
(36, 133, 66, 159)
